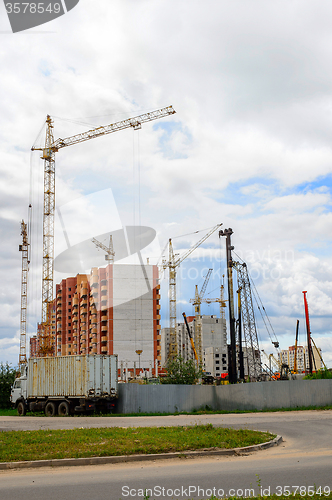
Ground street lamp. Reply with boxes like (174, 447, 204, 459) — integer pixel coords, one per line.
(135, 349, 143, 378)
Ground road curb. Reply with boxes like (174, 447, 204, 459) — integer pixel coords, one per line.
(0, 435, 282, 470)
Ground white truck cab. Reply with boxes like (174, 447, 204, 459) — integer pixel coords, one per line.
(10, 365, 28, 414)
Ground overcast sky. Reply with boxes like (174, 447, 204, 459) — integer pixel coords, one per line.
(1, 0, 332, 368)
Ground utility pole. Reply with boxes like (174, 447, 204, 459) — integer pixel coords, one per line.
(302, 291, 313, 375)
(219, 228, 237, 384)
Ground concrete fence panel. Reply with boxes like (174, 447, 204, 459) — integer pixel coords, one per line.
(117, 380, 332, 414)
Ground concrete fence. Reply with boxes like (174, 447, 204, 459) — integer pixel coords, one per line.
(116, 379, 332, 414)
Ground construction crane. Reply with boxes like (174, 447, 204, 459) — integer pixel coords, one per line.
(189, 268, 212, 363)
(182, 312, 199, 363)
(233, 261, 262, 381)
(293, 320, 299, 374)
(162, 223, 222, 362)
(311, 337, 327, 371)
(302, 291, 313, 374)
(31, 106, 176, 355)
(19, 220, 29, 366)
(92, 235, 115, 263)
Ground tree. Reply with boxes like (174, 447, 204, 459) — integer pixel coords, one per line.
(0, 363, 17, 409)
(162, 357, 203, 385)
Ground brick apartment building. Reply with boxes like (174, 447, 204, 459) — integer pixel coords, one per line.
(53, 263, 161, 372)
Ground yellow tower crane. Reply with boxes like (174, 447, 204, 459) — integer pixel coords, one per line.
(31, 106, 176, 356)
(19, 220, 29, 366)
(189, 268, 212, 364)
(162, 223, 222, 362)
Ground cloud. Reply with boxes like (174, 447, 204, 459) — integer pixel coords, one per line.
(1, 0, 332, 367)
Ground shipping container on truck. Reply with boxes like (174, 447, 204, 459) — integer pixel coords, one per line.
(10, 355, 118, 416)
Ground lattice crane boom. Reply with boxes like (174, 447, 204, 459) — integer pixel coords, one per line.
(92, 235, 115, 262)
(19, 220, 29, 365)
(163, 223, 222, 362)
(233, 261, 262, 381)
(31, 106, 176, 356)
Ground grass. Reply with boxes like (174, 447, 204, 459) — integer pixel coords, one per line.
(2, 404, 332, 418)
(0, 425, 275, 463)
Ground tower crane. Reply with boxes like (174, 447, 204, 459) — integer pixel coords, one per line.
(19, 220, 29, 366)
(92, 235, 115, 263)
(31, 106, 176, 356)
(189, 268, 212, 364)
(162, 223, 222, 362)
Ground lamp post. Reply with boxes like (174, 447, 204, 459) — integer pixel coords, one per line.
(136, 350, 143, 378)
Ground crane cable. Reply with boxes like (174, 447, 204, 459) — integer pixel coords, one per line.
(232, 250, 280, 353)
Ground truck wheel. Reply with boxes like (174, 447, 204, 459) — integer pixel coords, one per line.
(45, 401, 56, 417)
(58, 401, 70, 416)
(17, 401, 26, 416)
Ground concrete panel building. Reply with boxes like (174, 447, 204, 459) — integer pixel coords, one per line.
(161, 314, 228, 375)
(279, 345, 322, 373)
(54, 263, 161, 374)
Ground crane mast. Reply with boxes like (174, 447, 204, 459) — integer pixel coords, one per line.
(19, 220, 29, 365)
(163, 223, 222, 362)
(190, 268, 212, 364)
(32, 106, 176, 356)
(233, 261, 262, 381)
(39, 116, 56, 356)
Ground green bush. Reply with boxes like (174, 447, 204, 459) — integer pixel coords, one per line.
(304, 369, 332, 380)
(161, 356, 203, 385)
(0, 363, 17, 409)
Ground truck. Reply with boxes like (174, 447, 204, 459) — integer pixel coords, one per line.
(10, 354, 118, 416)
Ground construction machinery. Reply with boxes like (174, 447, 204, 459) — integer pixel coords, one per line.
(293, 320, 299, 374)
(92, 235, 115, 263)
(302, 291, 313, 374)
(31, 106, 176, 355)
(189, 268, 212, 363)
(19, 220, 29, 366)
(190, 273, 227, 364)
(182, 312, 199, 363)
(162, 223, 222, 362)
(233, 261, 262, 381)
(311, 337, 327, 371)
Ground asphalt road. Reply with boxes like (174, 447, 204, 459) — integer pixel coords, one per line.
(0, 410, 331, 500)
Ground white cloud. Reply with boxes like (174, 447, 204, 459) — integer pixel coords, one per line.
(1, 0, 332, 367)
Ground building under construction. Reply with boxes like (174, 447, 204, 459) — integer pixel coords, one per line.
(160, 314, 228, 376)
(30, 263, 161, 374)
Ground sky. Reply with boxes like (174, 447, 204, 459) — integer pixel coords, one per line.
(1, 0, 332, 369)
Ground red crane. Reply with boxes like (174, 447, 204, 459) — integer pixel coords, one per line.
(302, 291, 313, 374)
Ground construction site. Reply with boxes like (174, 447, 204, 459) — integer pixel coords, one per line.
(17, 105, 327, 409)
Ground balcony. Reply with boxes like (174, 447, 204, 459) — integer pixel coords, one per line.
(101, 315, 107, 322)
(101, 325, 107, 332)
(101, 336, 107, 343)
(101, 346, 107, 353)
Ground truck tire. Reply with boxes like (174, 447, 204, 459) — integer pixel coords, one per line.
(58, 401, 70, 416)
(45, 401, 56, 417)
(17, 401, 26, 416)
